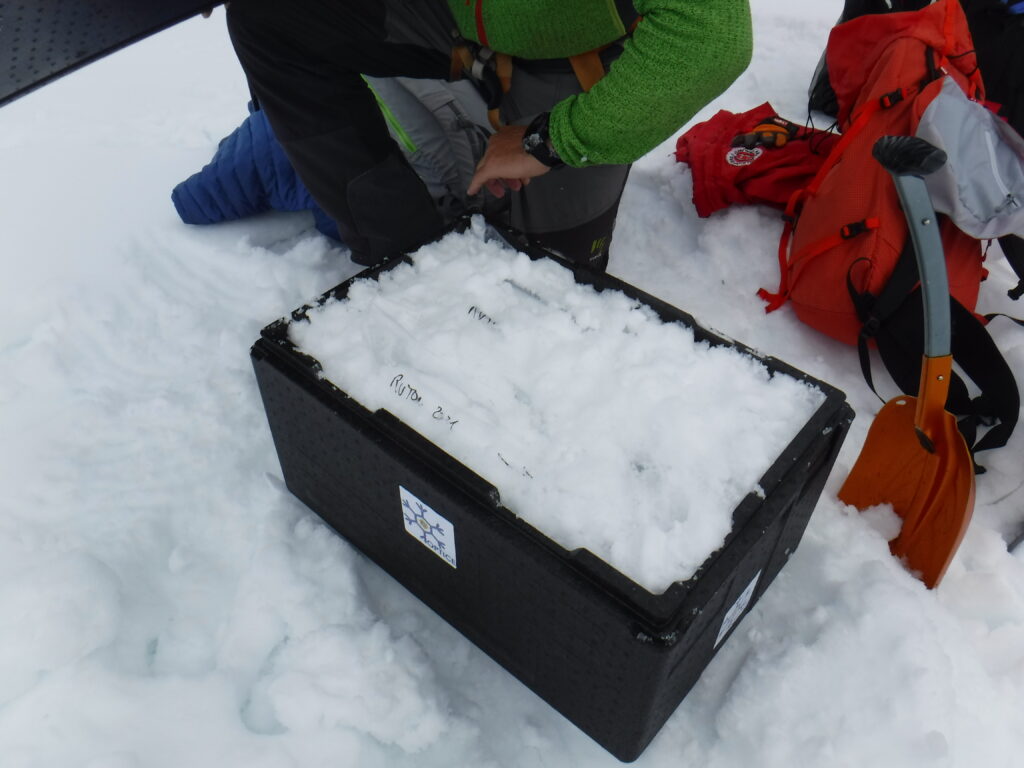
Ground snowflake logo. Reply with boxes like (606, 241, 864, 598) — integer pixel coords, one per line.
(403, 498, 447, 552)
(399, 486, 457, 568)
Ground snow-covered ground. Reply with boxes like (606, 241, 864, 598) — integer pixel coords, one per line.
(1, 2, 1023, 766)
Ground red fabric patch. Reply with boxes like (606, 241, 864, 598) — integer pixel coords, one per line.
(675, 104, 837, 218)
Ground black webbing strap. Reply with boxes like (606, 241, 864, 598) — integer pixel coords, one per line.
(948, 300, 1020, 453)
(848, 237, 1020, 460)
(878, 293, 1019, 454)
(847, 238, 924, 403)
(984, 312, 1024, 328)
(613, 0, 641, 28)
(998, 234, 1024, 300)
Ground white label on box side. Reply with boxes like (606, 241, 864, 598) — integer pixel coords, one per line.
(715, 570, 761, 648)
(400, 486, 457, 568)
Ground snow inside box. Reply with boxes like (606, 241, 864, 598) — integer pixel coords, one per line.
(251, 223, 853, 762)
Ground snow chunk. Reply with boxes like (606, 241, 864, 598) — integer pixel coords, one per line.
(267, 624, 450, 752)
(0, 553, 121, 706)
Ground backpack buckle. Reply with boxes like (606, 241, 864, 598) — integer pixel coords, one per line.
(879, 89, 904, 109)
(841, 220, 870, 239)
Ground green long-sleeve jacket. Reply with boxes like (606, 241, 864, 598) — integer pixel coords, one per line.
(445, 0, 753, 167)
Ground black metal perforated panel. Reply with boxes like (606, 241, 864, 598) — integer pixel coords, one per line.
(0, 1, 220, 107)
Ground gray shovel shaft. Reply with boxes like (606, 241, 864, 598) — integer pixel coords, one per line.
(891, 173, 951, 359)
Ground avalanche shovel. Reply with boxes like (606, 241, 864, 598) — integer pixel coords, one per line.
(838, 135, 976, 588)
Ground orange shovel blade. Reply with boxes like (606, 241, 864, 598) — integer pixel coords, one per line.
(838, 395, 975, 588)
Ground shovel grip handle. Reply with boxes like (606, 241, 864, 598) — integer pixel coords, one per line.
(872, 135, 948, 178)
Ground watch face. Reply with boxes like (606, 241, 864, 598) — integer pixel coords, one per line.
(522, 113, 562, 167)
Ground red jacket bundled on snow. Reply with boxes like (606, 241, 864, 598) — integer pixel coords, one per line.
(674, 103, 837, 218)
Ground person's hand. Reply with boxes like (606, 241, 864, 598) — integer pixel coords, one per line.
(468, 125, 551, 198)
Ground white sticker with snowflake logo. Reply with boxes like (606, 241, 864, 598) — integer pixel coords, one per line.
(715, 570, 761, 648)
(400, 486, 457, 568)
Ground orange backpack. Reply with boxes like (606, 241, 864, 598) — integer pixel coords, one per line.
(760, 0, 984, 343)
(760, 0, 1019, 456)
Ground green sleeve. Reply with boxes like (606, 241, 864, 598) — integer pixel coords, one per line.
(548, 0, 753, 167)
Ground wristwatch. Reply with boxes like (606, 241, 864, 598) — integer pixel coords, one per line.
(522, 112, 565, 168)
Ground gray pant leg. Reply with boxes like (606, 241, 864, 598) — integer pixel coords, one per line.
(499, 64, 631, 270)
(365, 77, 494, 223)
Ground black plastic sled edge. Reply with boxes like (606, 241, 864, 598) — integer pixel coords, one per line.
(0, 1, 223, 109)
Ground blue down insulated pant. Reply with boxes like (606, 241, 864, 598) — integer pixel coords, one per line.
(171, 104, 343, 242)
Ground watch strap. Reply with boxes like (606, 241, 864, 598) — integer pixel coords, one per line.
(522, 112, 565, 168)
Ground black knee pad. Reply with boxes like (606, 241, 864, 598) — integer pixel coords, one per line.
(347, 153, 445, 265)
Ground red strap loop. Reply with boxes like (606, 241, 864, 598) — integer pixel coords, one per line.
(759, 218, 880, 314)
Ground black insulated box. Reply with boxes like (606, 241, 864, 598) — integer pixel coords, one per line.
(250, 234, 853, 762)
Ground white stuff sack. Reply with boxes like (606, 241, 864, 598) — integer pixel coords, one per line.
(916, 76, 1024, 239)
